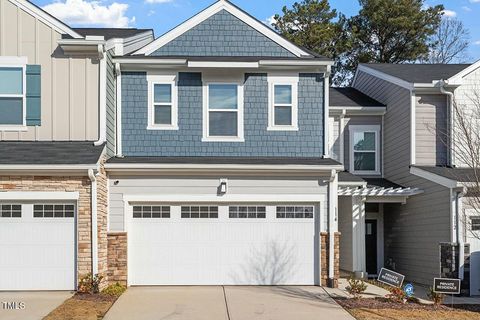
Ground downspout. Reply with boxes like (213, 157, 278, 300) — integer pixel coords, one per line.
(327, 169, 338, 287)
(88, 169, 98, 275)
(454, 187, 466, 280)
(439, 80, 455, 167)
(94, 43, 107, 146)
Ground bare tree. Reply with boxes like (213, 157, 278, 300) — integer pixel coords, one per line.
(424, 18, 470, 64)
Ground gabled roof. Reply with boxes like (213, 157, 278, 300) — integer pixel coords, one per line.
(11, 0, 82, 38)
(133, 0, 314, 58)
(359, 63, 471, 84)
(330, 87, 385, 107)
(412, 166, 479, 183)
(73, 28, 153, 40)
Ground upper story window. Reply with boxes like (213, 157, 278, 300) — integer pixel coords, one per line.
(147, 74, 178, 130)
(0, 57, 27, 129)
(349, 125, 381, 175)
(203, 82, 244, 142)
(268, 75, 298, 131)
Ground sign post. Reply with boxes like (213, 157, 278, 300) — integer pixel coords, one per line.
(377, 268, 405, 288)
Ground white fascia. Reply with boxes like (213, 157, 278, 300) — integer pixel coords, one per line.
(446, 59, 480, 85)
(356, 65, 414, 91)
(133, 0, 311, 57)
(8, 0, 82, 39)
(410, 166, 460, 188)
(329, 106, 386, 116)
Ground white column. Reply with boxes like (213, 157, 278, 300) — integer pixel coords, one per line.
(352, 196, 366, 277)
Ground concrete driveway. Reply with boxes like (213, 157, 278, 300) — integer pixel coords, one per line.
(104, 286, 354, 320)
(0, 291, 73, 320)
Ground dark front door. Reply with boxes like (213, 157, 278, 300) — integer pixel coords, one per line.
(365, 219, 378, 276)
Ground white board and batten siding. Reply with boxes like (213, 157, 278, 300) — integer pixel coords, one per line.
(109, 176, 328, 286)
(0, 0, 99, 141)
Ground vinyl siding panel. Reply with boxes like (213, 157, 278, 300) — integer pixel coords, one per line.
(108, 176, 329, 232)
(329, 116, 340, 162)
(338, 196, 353, 272)
(353, 71, 411, 181)
(415, 94, 448, 166)
(0, 0, 99, 141)
(105, 49, 116, 156)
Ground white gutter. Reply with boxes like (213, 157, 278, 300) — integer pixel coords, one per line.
(325, 169, 338, 287)
(113, 58, 187, 65)
(410, 90, 416, 165)
(94, 44, 107, 147)
(439, 80, 455, 167)
(88, 169, 99, 276)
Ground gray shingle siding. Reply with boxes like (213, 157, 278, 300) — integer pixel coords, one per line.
(106, 49, 116, 156)
(151, 10, 295, 57)
(121, 72, 324, 157)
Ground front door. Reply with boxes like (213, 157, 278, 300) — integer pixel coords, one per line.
(365, 219, 377, 276)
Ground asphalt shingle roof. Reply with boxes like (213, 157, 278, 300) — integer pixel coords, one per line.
(330, 87, 385, 107)
(73, 28, 153, 40)
(107, 157, 342, 166)
(413, 166, 479, 182)
(361, 63, 471, 84)
(0, 142, 104, 165)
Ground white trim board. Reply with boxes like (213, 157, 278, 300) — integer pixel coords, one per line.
(124, 194, 326, 203)
(447, 60, 479, 85)
(133, 0, 311, 57)
(8, 0, 82, 39)
(0, 191, 79, 200)
(410, 166, 459, 188)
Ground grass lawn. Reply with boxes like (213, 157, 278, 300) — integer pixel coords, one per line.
(335, 297, 480, 320)
(43, 293, 117, 320)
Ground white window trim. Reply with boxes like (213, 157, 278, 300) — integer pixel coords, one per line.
(349, 125, 381, 175)
(147, 74, 178, 130)
(202, 81, 244, 142)
(0, 56, 28, 131)
(267, 75, 299, 131)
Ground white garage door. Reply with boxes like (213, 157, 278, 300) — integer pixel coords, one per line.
(129, 204, 318, 286)
(0, 203, 76, 291)
(468, 215, 480, 296)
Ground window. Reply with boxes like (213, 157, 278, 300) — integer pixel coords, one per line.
(133, 206, 170, 218)
(229, 206, 266, 219)
(268, 75, 298, 131)
(471, 217, 480, 231)
(147, 74, 178, 130)
(203, 83, 244, 142)
(276, 206, 314, 219)
(0, 60, 26, 128)
(0, 204, 21, 218)
(181, 206, 218, 219)
(349, 125, 381, 175)
(33, 204, 74, 218)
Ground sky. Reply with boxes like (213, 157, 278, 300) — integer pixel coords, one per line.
(32, 0, 480, 62)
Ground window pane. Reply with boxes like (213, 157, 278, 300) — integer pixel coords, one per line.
(354, 132, 376, 151)
(0, 98, 23, 125)
(0, 67, 22, 94)
(154, 105, 172, 125)
(209, 84, 238, 109)
(274, 106, 292, 126)
(154, 84, 171, 103)
(209, 111, 237, 136)
(274, 85, 292, 105)
(354, 152, 376, 171)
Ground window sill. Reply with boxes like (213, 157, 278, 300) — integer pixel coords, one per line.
(0, 125, 28, 132)
(267, 126, 299, 132)
(202, 137, 245, 143)
(147, 125, 179, 131)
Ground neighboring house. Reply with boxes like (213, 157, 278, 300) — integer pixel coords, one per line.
(104, 0, 343, 287)
(0, 0, 153, 291)
(331, 62, 480, 296)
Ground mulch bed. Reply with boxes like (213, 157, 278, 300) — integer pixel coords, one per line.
(43, 293, 118, 320)
(335, 297, 449, 310)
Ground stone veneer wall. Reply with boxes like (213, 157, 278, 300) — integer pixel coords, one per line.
(0, 159, 109, 289)
(107, 232, 128, 285)
(321, 232, 340, 287)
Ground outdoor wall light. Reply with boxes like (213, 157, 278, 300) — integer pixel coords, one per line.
(219, 179, 228, 194)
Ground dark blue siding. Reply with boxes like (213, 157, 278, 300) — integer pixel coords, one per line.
(121, 72, 324, 157)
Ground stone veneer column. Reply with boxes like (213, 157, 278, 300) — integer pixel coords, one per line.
(321, 232, 341, 287)
(107, 232, 128, 285)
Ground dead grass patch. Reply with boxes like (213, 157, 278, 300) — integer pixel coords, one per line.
(43, 293, 117, 320)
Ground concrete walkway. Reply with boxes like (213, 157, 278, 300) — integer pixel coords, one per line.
(0, 291, 73, 320)
(324, 278, 389, 299)
(104, 286, 355, 320)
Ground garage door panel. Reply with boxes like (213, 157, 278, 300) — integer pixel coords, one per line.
(129, 204, 318, 286)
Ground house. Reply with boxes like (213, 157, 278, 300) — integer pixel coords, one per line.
(104, 0, 343, 287)
(0, 0, 153, 290)
(331, 62, 480, 296)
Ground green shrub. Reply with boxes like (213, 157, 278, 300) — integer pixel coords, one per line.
(101, 282, 127, 297)
(346, 277, 367, 299)
(78, 273, 104, 294)
(386, 287, 407, 304)
(427, 287, 445, 306)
